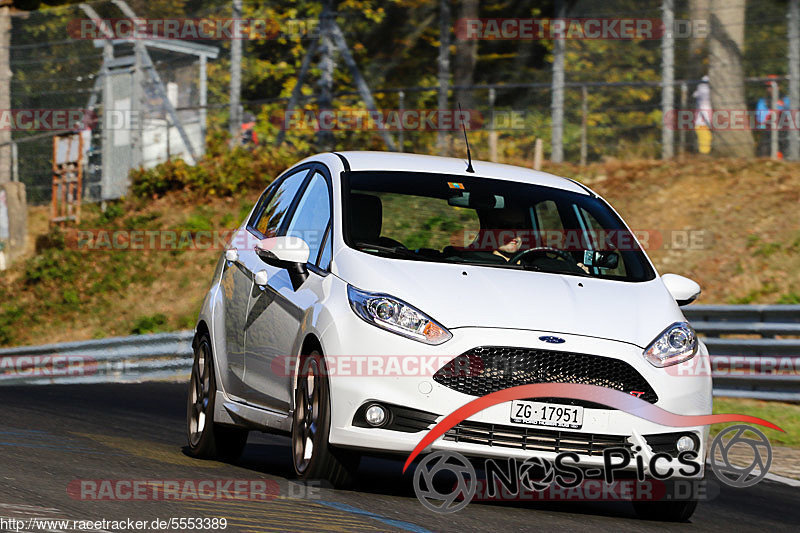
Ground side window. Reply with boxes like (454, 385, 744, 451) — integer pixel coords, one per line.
(285, 172, 331, 263)
(534, 200, 564, 231)
(253, 169, 310, 237)
(247, 182, 278, 228)
(317, 227, 333, 270)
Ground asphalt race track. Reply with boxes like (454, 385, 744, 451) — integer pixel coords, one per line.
(0, 383, 797, 532)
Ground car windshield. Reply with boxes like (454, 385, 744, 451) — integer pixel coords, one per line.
(343, 171, 655, 282)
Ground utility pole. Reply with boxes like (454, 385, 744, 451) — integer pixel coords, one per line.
(229, 0, 242, 144)
(0, 3, 11, 184)
(789, 0, 800, 160)
(661, 0, 675, 159)
(436, 0, 451, 156)
(551, 0, 565, 163)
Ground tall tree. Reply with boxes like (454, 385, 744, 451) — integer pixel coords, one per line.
(436, 0, 451, 155)
(453, 0, 478, 109)
(709, 0, 754, 156)
(688, 0, 710, 80)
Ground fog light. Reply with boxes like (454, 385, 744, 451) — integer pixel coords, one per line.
(677, 435, 695, 453)
(365, 404, 387, 427)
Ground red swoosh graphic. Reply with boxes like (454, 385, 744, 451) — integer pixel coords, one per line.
(402, 383, 783, 473)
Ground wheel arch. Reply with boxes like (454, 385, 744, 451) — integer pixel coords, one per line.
(291, 333, 326, 411)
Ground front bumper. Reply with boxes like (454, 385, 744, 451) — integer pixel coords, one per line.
(322, 320, 711, 473)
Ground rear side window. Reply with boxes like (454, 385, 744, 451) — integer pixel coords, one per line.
(252, 169, 310, 237)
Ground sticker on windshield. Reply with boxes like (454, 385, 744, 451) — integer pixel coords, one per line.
(448, 182, 465, 189)
(583, 250, 594, 266)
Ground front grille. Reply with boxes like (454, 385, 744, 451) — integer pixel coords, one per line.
(433, 346, 658, 405)
(443, 421, 632, 456)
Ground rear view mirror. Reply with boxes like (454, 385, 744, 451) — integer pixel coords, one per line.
(662, 273, 701, 306)
(447, 191, 505, 209)
(584, 250, 619, 269)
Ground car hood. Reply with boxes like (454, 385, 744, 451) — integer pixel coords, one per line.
(334, 249, 685, 349)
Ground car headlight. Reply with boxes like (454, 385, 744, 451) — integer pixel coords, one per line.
(347, 286, 452, 345)
(643, 322, 698, 367)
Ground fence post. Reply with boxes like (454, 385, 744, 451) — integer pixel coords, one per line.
(398, 90, 405, 152)
(771, 80, 779, 159)
(661, 0, 675, 160)
(11, 142, 17, 182)
(199, 55, 208, 157)
(679, 81, 687, 156)
(488, 87, 497, 162)
(533, 138, 543, 171)
(580, 85, 588, 166)
(789, 0, 800, 160)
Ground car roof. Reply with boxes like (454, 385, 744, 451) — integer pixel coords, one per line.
(330, 151, 591, 195)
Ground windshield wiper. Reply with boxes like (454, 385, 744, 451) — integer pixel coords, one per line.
(520, 263, 592, 277)
(354, 242, 422, 260)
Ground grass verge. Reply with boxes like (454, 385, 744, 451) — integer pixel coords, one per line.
(712, 397, 800, 448)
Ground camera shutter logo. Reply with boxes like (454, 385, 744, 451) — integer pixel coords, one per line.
(710, 424, 772, 488)
(413, 451, 477, 513)
(518, 456, 556, 492)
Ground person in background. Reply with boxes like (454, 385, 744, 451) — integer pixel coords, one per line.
(692, 75, 712, 154)
(240, 112, 259, 147)
(755, 78, 789, 158)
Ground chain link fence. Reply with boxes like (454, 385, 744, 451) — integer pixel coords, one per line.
(3, 0, 799, 204)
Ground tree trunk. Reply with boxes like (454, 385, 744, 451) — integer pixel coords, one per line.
(436, 0, 451, 156)
(0, 6, 11, 183)
(688, 0, 710, 80)
(317, 0, 335, 151)
(551, 0, 566, 163)
(453, 0, 478, 109)
(708, 0, 754, 157)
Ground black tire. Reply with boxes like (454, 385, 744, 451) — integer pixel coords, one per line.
(292, 351, 360, 488)
(632, 499, 698, 522)
(186, 332, 249, 461)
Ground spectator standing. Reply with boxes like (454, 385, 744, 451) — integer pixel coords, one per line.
(693, 75, 712, 154)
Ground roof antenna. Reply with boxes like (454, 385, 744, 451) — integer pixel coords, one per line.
(459, 102, 475, 173)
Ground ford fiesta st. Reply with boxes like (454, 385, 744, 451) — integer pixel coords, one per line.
(186, 151, 711, 520)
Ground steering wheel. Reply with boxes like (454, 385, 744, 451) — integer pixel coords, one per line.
(509, 246, 576, 266)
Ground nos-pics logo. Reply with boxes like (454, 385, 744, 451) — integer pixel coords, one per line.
(413, 424, 773, 513)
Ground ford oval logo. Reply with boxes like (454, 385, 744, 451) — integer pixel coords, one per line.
(539, 336, 565, 344)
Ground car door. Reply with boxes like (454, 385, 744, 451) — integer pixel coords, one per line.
(226, 166, 312, 405)
(243, 169, 333, 411)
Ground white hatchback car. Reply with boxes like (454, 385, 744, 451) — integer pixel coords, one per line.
(187, 151, 711, 517)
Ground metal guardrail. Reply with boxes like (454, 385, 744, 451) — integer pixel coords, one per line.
(0, 306, 798, 400)
(684, 305, 800, 401)
(0, 331, 194, 385)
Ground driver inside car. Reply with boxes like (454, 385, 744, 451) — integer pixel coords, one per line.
(465, 207, 590, 274)
(458, 207, 528, 264)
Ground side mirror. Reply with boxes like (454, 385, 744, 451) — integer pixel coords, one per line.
(255, 236, 310, 290)
(662, 273, 701, 306)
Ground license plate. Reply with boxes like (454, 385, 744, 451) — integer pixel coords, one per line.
(510, 400, 584, 429)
